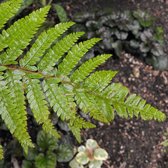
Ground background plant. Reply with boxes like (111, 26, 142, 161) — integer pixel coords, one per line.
(69, 139, 108, 168)
(72, 10, 168, 70)
(22, 0, 68, 23)
(22, 130, 74, 168)
(0, 0, 166, 162)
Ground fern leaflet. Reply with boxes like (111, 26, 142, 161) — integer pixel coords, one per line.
(0, 6, 50, 63)
(58, 38, 101, 76)
(38, 32, 85, 72)
(71, 54, 112, 83)
(0, 0, 21, 30)
(20, 22, 75, 68)
(0, 145, 3, 160)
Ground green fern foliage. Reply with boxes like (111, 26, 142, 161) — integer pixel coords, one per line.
(0, 145, 3, 160)
(0, 0, 166, 158)
(0, 0, 22, 30)
(20, 22, 75, 69)
(0, 5, 50, 62)
(103, 83, 166, 120)
(38, 32, 85, 72)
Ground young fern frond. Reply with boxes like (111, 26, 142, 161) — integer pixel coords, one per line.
(0, 0, 166, 158)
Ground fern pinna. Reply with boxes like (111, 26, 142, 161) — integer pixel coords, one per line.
(0, 0, 166, 159)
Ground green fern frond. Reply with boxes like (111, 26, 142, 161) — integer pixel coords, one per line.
(0, 78, 33, 153)
(58, 38, 101, 76)
(38, 32, 85, 72)
(5, 70, 34, 153)
(70, 54, 112, 83)
(0, 0, 22, 30)
(0, 2, 166, 159)
(0, 5, 50, 63)
(0, 145, 3, 160)
(43, 79, 95, 141)
(102, 83, 166, 121)
(20, 22, 75, 68)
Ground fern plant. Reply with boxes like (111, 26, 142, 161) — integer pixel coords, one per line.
(0, 0, 166, 159)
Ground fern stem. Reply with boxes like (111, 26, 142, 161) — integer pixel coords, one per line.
(81, 87, 165, 121)
(1, 65, 75, 86)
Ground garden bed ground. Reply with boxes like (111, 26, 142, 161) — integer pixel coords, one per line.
(0, 1, 168, 168)
(60, 0, 168, 167)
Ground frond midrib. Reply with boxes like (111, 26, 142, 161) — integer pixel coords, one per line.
(80, 87, 165, 120)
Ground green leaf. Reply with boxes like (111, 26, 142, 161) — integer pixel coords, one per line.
(71, 54, 112, 83)
(55, 4, 69, 22)
(89, 160, 103, 168)
(58, 38, 101, 76)
(84, 70, 117, 92)
(22, 160, 34, 168)
(75, 87, 114, 122)
(103, 83, 166, 121)
(0, 145, 3, 160)
(43, 79, 76, 121)
(0, 81, 16, 134)
(20, 22, 74, 68)
(154, 26, 164, 42)
(0, 66, 7, 72)
(5, 71, 34, 153)
(37, 131, 58, 152)
(69, 159, 84, 168)
(76, 152, 89, 165)
(25, 78, 59, 138)
(0, 6, 50, 63)
(94, 148, 108, 160)
(86, 139, 98, 150)
(0, 0, 22, 30)
(57, 143, 74, 162)
(38, 32, 84, 72)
